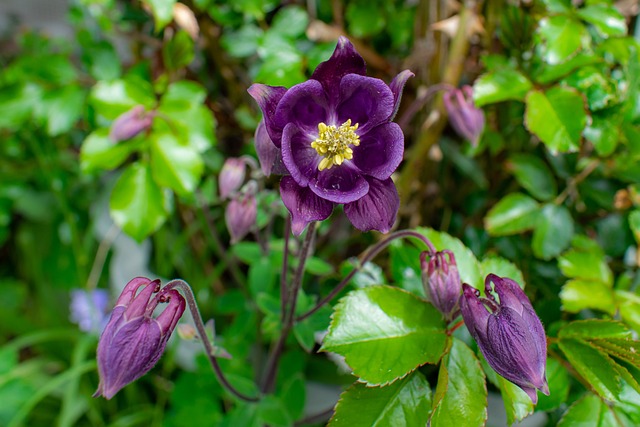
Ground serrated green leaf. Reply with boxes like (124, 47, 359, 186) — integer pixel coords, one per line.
(80, 129, 137, 173)
(537, 358, 570, 412)
(559, 320, 632, 340)
(508, 154, 557, 201)
(270, 6, 309, 39)
(560, 279, 616, 315)
(558, 244, 613, 285)
(110, 162, 169, 242)
(577, 4, 626, 37)
(537, 16, 589, 65)
(322, 286, 447, 385)
(532, 204, 574, 260)
(90, 78, 156, 120)
(558, 393, 619, 426)
(158, 97, 216, 153)
(484, 193, 540, 236)
(479, 256, 525, 288)
(150, 131, 204, 197)
(145, 0, 176, 31)
(330, 373, 431, 427)
(525, 87, 587, 153)
(617, 290, 640, 332)
(473, 68, 533, 106)
(430, 338, 487, 427)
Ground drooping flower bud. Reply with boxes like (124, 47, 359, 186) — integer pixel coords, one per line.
(94, 277, 186, 399)
(219, 158, 246, 199)
(109, 105, 154, 142)
(420, 250, 462, 321)
(225, 185, 257, 244)
(459, 274, 549, 403)
(443, 85, 485, 146)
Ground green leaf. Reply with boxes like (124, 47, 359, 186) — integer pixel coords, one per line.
(248, 257, 275, 298)
(617, 290, 640, 332)
(473, 68, 532, 106)
(560, 279, 616, 315)
(536, 358, 570, 411)
(584, 112, 621, 157)
(559, 320, 632, 340)
(536, 16, 589, 65)
(322, 286, 447, 385)
(270, 6, 309, 39)
(110, 162, 169, 242)
(507, 154, 557, 201)
(257, 395, 291, 427)
(163, 30, 195, 71)
(577, 4, 626, 37)
(43, 85, 85, 136)
(497, 376, 534, 425)
(150, 131, 204, 197)
(558, 243, 613, 286)
(346, 3, 386, 38)
(145, 0, 176, 31)
(430, 339, 487, 427)
(220, 25, 263, 58)
(484, 193, 540, 236)
(629, 210, 640, 245)
(532, 204, 574, 260)
(0, 83, 41, 130)
(80, 129, 137, 173)
(558, 393, 620, 426)
(90, 78, 156, 120)
(479, 256, 525, 288)
(524, 87, 587, 153)
(330, 372, 432, 427)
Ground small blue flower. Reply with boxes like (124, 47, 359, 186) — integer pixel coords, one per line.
(69, 289, 110, 334)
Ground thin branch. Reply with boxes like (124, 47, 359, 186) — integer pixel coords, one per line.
(280, 216, 292, 320)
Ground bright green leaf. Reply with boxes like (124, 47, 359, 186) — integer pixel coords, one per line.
(484, 193, 540, 236)
(508, 154, 557, 201)
(163, 30, 195, 71)
(270, 6, 309, 39)
(532, 204, 574, 260)
(150, 131, 204, 197)
(577, 4, 626, 37)
(43, 85, 85, 136)
(80, 129, 137, 173)
(430, 339, 487, 427)
(145, 0, 176, 31)
(473, 68, 532, 107)
(558, 243, 613, 286)
(330, 373, 432, 427)
(560, 279, 616, 315)
(322, 286, 447, 385)
(537, 358, 570, 412)
(524, 87, 587, 153)
(110, 162, 169, 242)
(90, 78, 156, 120)
(346, 3, 386, 38)
(559, 320, 632, 340)
(558, 393, 619, 426)
(584, 112, 621, 157)
(537, 16, 589, 65)
(629, 210, 640, 245)
(479, 256, 525, 288)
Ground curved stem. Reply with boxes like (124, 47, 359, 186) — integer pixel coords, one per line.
(164, 279, 259, 402)
(280, 216, 291, 320)
(297, 230, 436, 322)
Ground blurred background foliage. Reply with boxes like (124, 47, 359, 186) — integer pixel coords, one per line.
(2, 0, 640, 425)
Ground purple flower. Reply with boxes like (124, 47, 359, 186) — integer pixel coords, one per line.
(225, 190, 257, 243)
(94, 277, 185, 400)
(70, 289, 110, 334)
(219, 158, 247, 199)
(248, 37, 413, 235)
(459, 274, 549, 403)
(443, 85, 484, 146)
(420, 250, 461, 321)
(109, 105, 154, 142)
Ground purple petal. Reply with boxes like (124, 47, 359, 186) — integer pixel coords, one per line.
(248, 84, 288, 146)
(310, 163, 369, 204)
(343, 177, 398, 233)
(459, 283, 491, 343)
(155, 289, 186, 335)
(280, 176, 333, 235)
(487, 274, 532, 316)
(388, 70, 414, 121)
(352, 122, 404, 180)
(254, 120, 287, 176)
(311, 36, 366, 99)
(274, 80, 330, 137)
(337, 74, 394, 134)
(281, 123, 320, 186)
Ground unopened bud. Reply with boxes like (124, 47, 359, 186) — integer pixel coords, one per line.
(219, 158, 247, 199)
(420, 250, 461, 321)
(109, 106, 154, 142)
(225, 191, 257, 244)
(443, 86, 485, 146)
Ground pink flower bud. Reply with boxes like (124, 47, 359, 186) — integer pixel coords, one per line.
(109, 106, 154, 142)
(225, 192, 257, 244)
(420, 250, 462, 321)
(443, 85, 485, 146)
(219, 158, 246, 199)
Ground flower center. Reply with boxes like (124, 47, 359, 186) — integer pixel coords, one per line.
(310, 119, 360, 171)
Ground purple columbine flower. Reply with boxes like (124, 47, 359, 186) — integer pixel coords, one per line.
(459, 274, 549, 404)
(109, 105, 154, 142)
(443, 85, 485, 146)
(420, 250, 461, 321)
(70, 289, 110, 334)
(248, 37, 413, 235)
(94, 277, 185, 400)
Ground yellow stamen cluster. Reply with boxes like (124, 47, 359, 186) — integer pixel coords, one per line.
(310, 119, 360, 171)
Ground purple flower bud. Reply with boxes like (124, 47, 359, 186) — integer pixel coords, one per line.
(443, 85, 485, 146)
(109, 105, 154, 142)
(94, 277, 186, 399)
(219, 158, 246, 199)
(459, 274, 549, 403)
(70, 289, 110, 334)
(225, 191, 257, 244)
(420, 250, 461, 321)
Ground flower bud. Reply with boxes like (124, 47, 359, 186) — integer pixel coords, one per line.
(443, 85, 485, 146)
(420, 250, 461, 321)
(94, 277, 185, 399)
(109, 105, 154, 142)
(225, 190, 257, 244)
(219, 158, 246, 199)
(459, 274, 549, 403)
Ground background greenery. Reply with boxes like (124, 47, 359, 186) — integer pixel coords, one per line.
(2, 0, 640, 426)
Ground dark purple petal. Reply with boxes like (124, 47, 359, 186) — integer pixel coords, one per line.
(486, 274, 531, 316)
(352, 122, 404, 180)
(254, 120, 287, 176)
(311, 36, 366, 99)
(343, 177, 398, 233)
(310, 163, 369, 204)
(281, 123, 320, 186)
(421, 250, 462, 320)
(388, 70, 414, 121)
(337, 74, 394, 133)
(274, 80, 330, 137)
(155, 289, 186, 335)
(459, 283, 491, 343)
(280, 176, 333, 235)
(248, 84, 288, 145)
